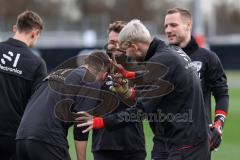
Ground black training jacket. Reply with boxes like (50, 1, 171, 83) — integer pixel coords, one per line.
(182, 36, 228, 123)
(0, 38, 47, 137)
(16, 68, 100, 149)
(103, 38, 208, 149)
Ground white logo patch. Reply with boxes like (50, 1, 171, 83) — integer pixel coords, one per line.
(0, 51, 22, 75)
(191, 61, 202, 72)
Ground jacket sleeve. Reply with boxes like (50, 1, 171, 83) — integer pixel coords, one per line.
(207, 51, 229, 117)
(103, 95, 162, 131)
(103, 54, 172, 131)
(73, 97, 98, 140)
(32, 59, 48, 93)
(65, 68, 99, 141)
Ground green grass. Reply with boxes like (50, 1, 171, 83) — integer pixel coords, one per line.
(210, 87, 240, 160)
(67, 71, 240, 160)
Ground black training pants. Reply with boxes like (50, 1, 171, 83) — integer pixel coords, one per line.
(151, 139, 210, 160)
(0, 136, 17, 160)
(16, 139, 70, 160)
(93, 150, 146, 160)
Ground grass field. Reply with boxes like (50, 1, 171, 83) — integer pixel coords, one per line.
(67, 71, 240, 160)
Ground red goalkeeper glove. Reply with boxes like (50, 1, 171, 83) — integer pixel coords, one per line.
(111, 60, 145, 79)
(110, 73, 136, 101)
(210, 110, 227, 151)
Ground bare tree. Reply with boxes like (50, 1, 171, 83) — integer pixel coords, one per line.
(216, 1, 240, 35)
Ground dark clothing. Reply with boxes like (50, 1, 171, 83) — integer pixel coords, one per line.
(92, 54, 146, 157)
(103, 38, 209, 158)
(152, 139, 210, 160)
(16, 68, 100, 158)
(0, 136, 17, 160)
(0, 38, 47, 158)
(182, 36, 229, 124)
(16, 139, 70, 160)
(92, 102, 145, 152)
(93, 150, 146, 160)
(0, 38, 47, 136)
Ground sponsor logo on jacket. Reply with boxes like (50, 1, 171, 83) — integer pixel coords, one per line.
(0, 51, 22, 74)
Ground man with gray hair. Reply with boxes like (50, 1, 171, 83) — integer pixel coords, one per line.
(78, 19, 210, 160)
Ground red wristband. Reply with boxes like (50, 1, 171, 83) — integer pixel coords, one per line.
(215, 110, 227, 119)
(93, 117, 105, 129)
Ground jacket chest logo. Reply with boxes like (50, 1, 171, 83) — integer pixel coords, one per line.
(191, 61, 202, 72)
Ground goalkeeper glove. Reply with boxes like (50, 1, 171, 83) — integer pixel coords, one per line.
(111, 60, 145, 79)
(109, 73, 136, 100)
(210, 110, 227, 151)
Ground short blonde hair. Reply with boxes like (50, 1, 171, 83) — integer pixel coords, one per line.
(119, 19, 151, 45)
(166, 7, 192, 21)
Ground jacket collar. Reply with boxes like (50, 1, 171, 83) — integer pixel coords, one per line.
(144, 37, 165, 61)
(182, 36, 199, 55)
(6, 38, 28, 48)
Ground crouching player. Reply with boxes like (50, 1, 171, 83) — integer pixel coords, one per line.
(16, 51, 111, 160)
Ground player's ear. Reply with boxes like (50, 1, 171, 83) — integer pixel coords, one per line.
(187, 20, 192, 31)
(12, 25, 17, 33)
(131, 43, 138, 51)
(30, 30, 35, 39)
(31, 29, 40, 39)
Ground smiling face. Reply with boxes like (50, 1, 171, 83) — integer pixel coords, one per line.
(107, 31, 124, 57)
(164, 12, 192, 48)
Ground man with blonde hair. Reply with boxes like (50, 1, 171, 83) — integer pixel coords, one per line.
(78, 19, 210, 160)
(164, 7, 229, 153)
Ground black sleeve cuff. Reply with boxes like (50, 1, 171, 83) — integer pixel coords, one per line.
(73, 125, 89, 141)
(215, 94, 229, 114)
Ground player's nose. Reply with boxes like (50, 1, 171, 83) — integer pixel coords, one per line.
(165, 26, 172, 34)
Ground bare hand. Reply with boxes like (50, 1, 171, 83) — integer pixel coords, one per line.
(76, 112, 94, 133)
